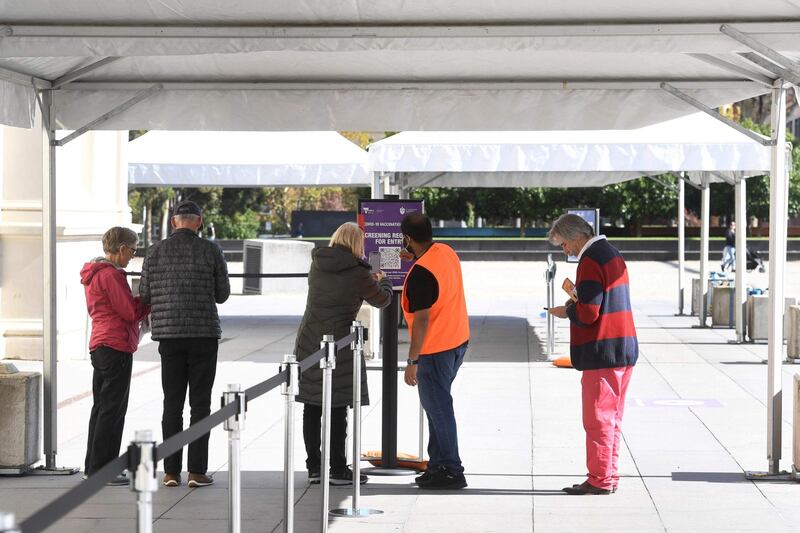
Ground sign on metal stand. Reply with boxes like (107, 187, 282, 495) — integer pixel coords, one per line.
(358, 198, 423, 476)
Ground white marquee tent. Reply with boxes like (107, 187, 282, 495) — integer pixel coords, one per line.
(0, 1, 797, 478)
(369, 112, 772, 342)
(368, 113, 771, 188)
(128, 131, 370, 187)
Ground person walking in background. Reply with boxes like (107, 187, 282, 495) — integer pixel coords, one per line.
(721, 220, 736, 272)
(547, 214, 638, 495)
(81, 227, 149, 485)
(401, 213, 470, 490)
(295, 222, 393, 485)
(139, 200, 230, 488)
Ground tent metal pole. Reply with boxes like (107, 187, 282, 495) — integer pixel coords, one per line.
(734, 177, 747, 342)
(766, 83, 789, 475)
(51, 57, 120, 89)
(660, 83, 772, 147)
(55, 84, 162, 146)
(42, 90, 58, 469)
(678, 175, 686, 316)
(698, 175, 710, 327)
(720, 25, 800, 83)
(747, 81, 792, 481)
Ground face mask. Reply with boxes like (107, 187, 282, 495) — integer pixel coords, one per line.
(403, 237, 414, 257)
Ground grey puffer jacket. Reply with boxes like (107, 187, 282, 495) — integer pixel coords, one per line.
(139, 228, 230, 340)
(295, 245, 393, 407)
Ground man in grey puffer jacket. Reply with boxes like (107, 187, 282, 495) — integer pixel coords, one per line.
(139, 200, 230, 488)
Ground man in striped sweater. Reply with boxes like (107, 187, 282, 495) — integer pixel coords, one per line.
(547, 214, 638, 495)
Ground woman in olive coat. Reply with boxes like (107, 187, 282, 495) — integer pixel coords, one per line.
(295, 222, 393, 485)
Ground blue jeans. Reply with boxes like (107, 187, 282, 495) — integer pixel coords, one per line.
(417, 343, 467, 474)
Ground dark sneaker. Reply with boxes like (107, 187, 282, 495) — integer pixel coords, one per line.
(308, 469, 321, 485)
(106, 474, 129, 486)
(417, 466, 467, 490)
(163, 473, 180, 487)
(187, 473, 214, 487)
(330, 468, 368, 486)
(415, 469, 432, 485)
(562, 481, 611, 495)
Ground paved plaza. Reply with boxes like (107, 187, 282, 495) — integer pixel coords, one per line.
(3, 260, 800, 532)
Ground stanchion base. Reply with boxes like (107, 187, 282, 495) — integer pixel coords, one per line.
(0, 466, 30, 476)
(329, 508, 384, 517)
(361, 466, 417, 476)
(745, 470, 796, 482)
(30, 465, 80, 476)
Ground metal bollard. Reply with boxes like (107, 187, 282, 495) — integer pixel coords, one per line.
(0, 512, 20, 533)
(544, 254, 557, 357)
(129, 429, 157, 533)
(330, 322, 383, 518)
(223, 384, 246, 533)
(280, 354, 299, 533)
(319, 335, 336, 533)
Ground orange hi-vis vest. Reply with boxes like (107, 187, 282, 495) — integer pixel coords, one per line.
(401, 243, 470, 356)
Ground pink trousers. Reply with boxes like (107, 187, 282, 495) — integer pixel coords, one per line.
(581, 365, 634, 490)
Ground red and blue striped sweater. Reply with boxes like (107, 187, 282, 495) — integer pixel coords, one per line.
(565, 238, 638, 371)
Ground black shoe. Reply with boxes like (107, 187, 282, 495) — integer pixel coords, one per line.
(308, 469, 321, 485)
(106, 474, 129, 486)
(562, 481, 611, 495)
(417, 466, 467, 490)
(415, 469, 433, 485)
(570, 482, 617, 493)
(330, 467, 368, 486)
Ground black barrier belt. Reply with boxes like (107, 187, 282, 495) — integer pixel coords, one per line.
(19, 331, 356, 533)
(155, 401, 238, 462)
(299, 346, 326, 373)
(20, 452, 129, 533)
(244, 369, 289, 402)
(335, 332, 357, 350)
(126, 272, 308, 278)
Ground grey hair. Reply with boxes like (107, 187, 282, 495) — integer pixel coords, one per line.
(547, 214, 594, 244)
(102, 226, 138, 254)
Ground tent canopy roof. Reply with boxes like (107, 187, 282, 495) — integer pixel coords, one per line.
(368, 113, 771, 188)
(128, 130, 370, 187)
(2, 2, 798, 131)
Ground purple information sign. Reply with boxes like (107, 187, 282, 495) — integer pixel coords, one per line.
(358, 199, 424, 290)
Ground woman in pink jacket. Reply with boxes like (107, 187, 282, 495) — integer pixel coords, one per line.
(80, 227, 149, 484)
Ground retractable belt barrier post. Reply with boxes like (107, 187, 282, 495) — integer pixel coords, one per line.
(17, 332, 360, 533)
(129, 429, 157, 533)
(319, 335, 336, 533)
(331, 322, 383, 519)
(545, 253, 557, 357)
(0, 513, 19, 533)
(280, 355, 299, 533)
(223, 384, 246, 533)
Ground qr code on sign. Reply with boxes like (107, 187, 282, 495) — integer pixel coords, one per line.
(379, 247, 402, 270)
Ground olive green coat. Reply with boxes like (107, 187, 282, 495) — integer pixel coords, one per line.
(295, 245, 393, 407)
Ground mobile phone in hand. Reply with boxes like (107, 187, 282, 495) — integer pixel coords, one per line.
(368, 251, 381, 272)
(562, 278, 578, 302)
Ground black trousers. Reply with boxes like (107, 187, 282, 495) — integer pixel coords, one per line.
(84, 346, 132, 475)
(302, 404, 347, 472)
(159, 338, 218, 475)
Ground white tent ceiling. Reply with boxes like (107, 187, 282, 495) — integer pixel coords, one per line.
(127, 130, 370, 187)
(368, 113, 771, 188)
(2, 1, 799, 131)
